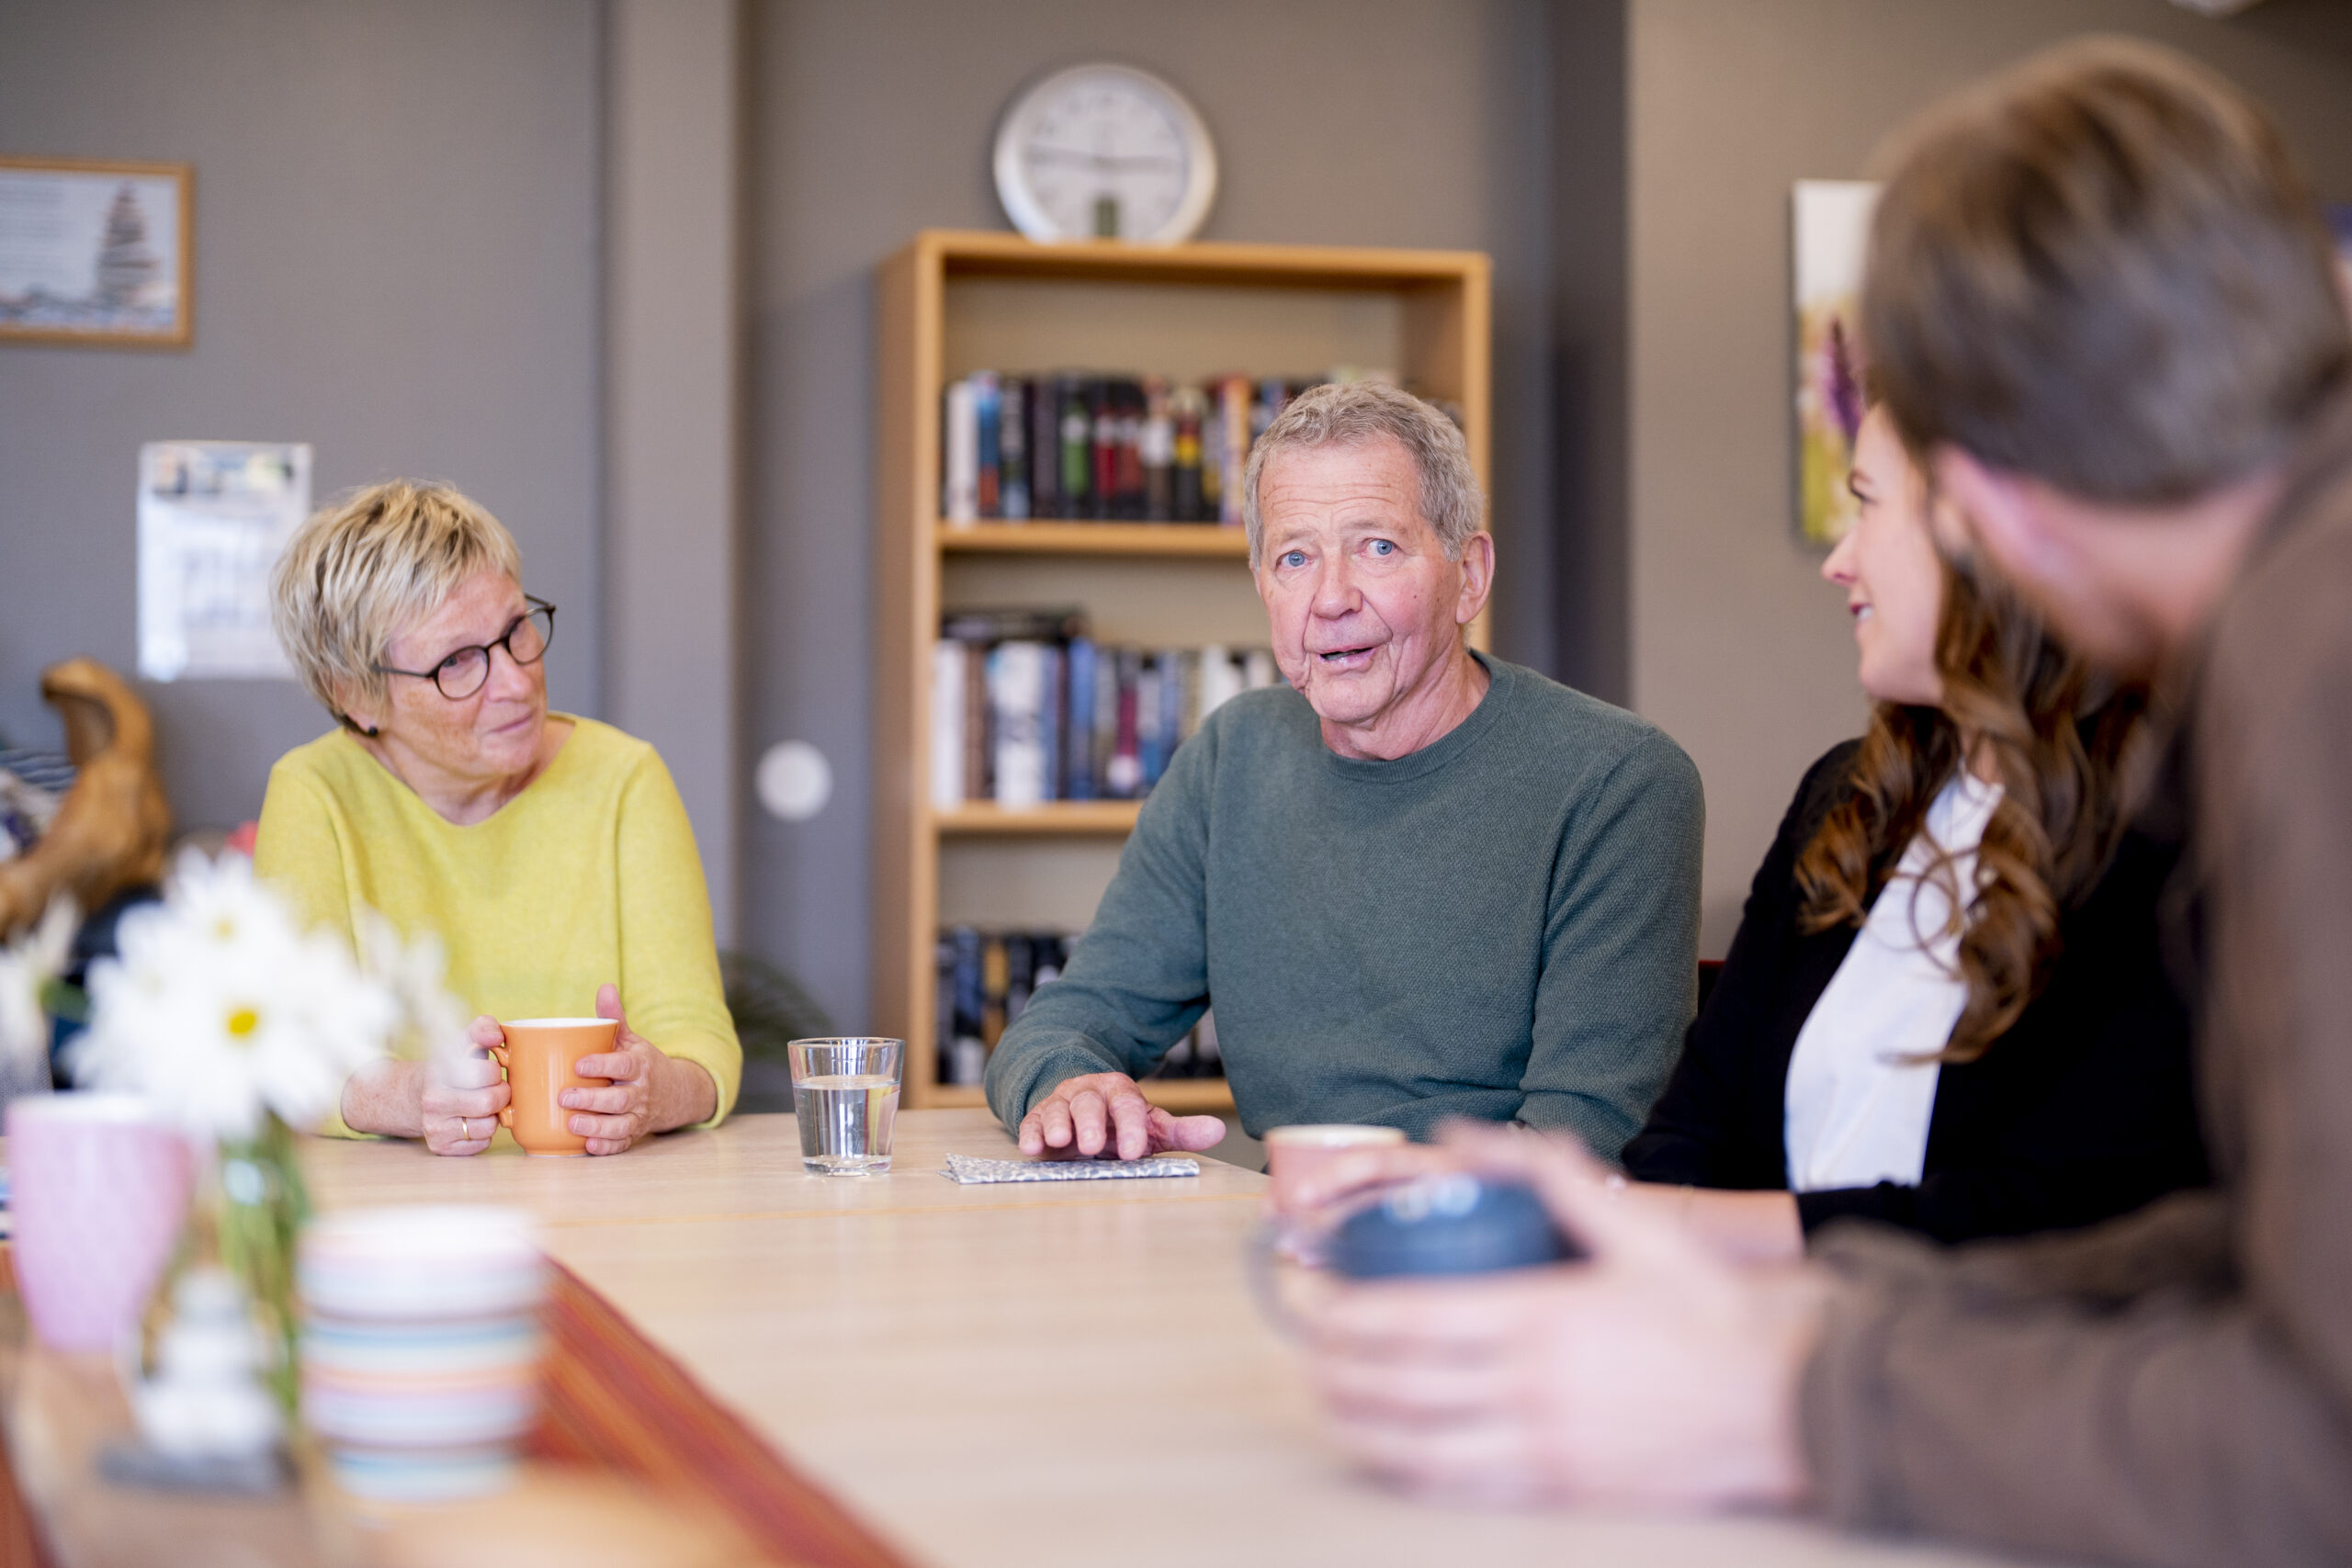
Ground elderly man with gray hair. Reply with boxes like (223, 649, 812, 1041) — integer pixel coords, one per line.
(988, 380, 1703, 1161)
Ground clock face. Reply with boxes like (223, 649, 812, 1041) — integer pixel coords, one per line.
(994, 64, 1217, 245)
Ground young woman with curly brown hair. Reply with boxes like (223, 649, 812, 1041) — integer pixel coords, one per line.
(1618, 402, 2210, 1259)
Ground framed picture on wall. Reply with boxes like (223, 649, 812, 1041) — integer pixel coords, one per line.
(0, 156, 192, 348)
(1792, 179, 1877, 547)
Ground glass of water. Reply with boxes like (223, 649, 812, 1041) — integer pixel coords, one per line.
(787, 1038, 904, 1176)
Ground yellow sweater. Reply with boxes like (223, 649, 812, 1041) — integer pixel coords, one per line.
(253, 716, 740, 1137)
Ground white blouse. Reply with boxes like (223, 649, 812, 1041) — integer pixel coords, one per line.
(1782, 771, 2003, 1192)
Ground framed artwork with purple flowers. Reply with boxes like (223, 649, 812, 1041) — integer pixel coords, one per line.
(1792, 179, 1877, 546)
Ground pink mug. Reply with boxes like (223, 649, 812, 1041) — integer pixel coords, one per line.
(1262, 1123, 1409, 1222)
(7, 1095, 194, 1351)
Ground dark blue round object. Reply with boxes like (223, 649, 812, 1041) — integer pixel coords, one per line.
(1329, 1175, 1579, 1279)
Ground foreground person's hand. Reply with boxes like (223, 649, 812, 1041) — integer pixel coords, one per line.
(1299, 1122, 1826, 1509)
(1017, 1070, 1226, 1161)
(418, 1016, 511, 1156)
(559, 984, 717, 1156)
(1279, 1140, 1466, 1219)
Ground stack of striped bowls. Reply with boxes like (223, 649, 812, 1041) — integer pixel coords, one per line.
(298, 1205, 549, 1503)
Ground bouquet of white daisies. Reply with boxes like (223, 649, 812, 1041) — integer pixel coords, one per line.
(67, 849, 466, 1425)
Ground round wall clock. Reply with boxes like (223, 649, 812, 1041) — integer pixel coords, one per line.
(992, 63, 1218, 245)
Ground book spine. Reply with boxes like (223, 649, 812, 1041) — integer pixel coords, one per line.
(1090, 380, 1117, 522)
(1177, 648, 1202, 744)
(1003, 933, 1036, 1028)
(1108, 648, 1143, 797)
(947, 925, 986, 1085)
(963, 641, 989, 801)
(943, 378, 978, 525)
(1141, 376, 1172, 522)
(930, 640, 966, 807)
(974, 371, 1001, 519)
(1026, 377, 1057, 519)
(1092, 648, 1118, 801)
(1195, 644, 1240, 724)
(1136, 651, 1164, 788)
(1168, 653, 1188, 761)
(933, 931, 957, 1079)
(999, 376, 1028, 520)
(1040, 643, 1062, 803)
(1170, 385, 1204, 522)
(1218, 376, 1252, 526)
(1148, 651, 1182, 787)
(1064, 638, 1096, 801)
(981, 935, 1008, 1047)
(987, 641, 1049, 808)
(1058, 376, 1091, 519)
(1255, 376, 1289, 443)
(1114, 379, 1147, 520)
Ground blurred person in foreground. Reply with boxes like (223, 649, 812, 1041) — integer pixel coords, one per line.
(1299, 39, 2352, 1567)
(987, 380, 1702, 1162)
(1611, 397, 2207, 1257)
(256, 481, 739, 1155)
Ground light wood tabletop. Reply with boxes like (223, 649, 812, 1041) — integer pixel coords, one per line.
(299, 1111, 2042, 1568)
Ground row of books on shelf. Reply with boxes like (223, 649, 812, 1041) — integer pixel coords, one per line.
(941, 367, 1376, 525)
(933, 924, 1225, 1089)
(932, 605, 1282, 808)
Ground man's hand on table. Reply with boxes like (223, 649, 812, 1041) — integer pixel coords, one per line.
(1298, 1121, 1826, 1508)
(559, 983, 719, 1156)
(1017, 1070, 1226, 1161)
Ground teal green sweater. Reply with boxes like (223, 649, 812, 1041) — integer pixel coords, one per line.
(984, 655, 1704, 1156)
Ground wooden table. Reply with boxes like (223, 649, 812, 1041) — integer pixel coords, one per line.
(293, 1111, 2035, 1568)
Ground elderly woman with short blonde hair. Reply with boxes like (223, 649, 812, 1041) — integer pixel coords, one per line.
(256, 479, 739, 1155)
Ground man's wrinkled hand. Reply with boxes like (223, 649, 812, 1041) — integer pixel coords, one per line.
(1017, 1071, 1226, 1161)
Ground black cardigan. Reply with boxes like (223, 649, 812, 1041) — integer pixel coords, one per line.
(1623, 740, 2211, 1244)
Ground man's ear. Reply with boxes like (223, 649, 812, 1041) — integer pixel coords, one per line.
(1453, 530, 1496, 626)
(1930, 446, 2062, 587)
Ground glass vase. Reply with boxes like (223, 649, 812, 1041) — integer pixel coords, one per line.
(140, 1112, 310, 1417)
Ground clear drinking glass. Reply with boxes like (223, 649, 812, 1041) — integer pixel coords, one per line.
(787, 1038, 904, 1176)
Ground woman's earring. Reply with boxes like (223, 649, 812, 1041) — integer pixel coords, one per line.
(339, 712, 381, 739)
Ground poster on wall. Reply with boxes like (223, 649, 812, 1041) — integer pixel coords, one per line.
(1792, 179, 1879, 547)
(0, 157, 191, 348)
(138, 442, 310, 682)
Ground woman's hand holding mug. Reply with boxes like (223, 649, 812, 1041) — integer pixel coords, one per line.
(421, 1015, 511, 1156)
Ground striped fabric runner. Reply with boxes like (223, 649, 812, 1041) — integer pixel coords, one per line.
(530, 1260, 914, 1568)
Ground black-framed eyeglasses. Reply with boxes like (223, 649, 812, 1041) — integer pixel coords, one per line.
(375, 598, 557, 700)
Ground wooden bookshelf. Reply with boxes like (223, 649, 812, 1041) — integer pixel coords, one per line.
(935, 800, 1142, 835)
(937, 522, 1252, 558)
(874, 230, 1493, 1112)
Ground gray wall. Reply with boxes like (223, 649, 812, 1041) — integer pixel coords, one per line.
(746, 0, 1557, 1029)
(15, 0, 2352, 1012)
(0, 0, 602, 832)
(1623, 0, 2352, 953)
(1549, 0, 1631, 705)
(604, 0, 743, 940)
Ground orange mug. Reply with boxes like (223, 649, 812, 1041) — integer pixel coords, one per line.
(492, 1017, 617, 1157)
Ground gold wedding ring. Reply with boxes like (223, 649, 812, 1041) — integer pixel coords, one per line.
(459, 1116, 472, 1143)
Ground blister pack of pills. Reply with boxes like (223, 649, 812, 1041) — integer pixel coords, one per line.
(941, 1153, 1202, 1184)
